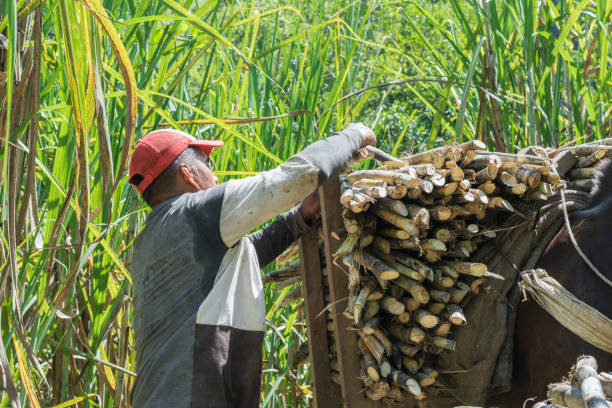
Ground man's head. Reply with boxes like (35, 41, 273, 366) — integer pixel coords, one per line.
(129, 129, 223, 207)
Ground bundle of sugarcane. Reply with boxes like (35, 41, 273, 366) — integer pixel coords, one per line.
(550, 138, 612, 193)
(534, 355, 611, 408)
(329, 139, 611, 404)
(268, 139, 610, 403)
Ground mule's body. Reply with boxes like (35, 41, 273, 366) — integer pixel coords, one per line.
(491, 161, 612, 407)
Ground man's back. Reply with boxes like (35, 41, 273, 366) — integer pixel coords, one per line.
(132, 188, 266, 407)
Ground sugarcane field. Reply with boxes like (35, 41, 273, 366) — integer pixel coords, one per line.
(0, 0, 611, 407)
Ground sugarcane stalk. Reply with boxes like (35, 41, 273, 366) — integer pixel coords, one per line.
(353, 251, 400, 280)
(576, 149, 606, 168)
(372, 250, 424, 282)
(342, 209, 362, 234)
(448, 282, 470, 303)
(365, 145, 405, 168)
(430, 289, 450, 303)
(448, 261, 487, 276)
(381, 296, 405, 315)
(455, 190, 475, 203)
(388, 324, 426, 344)
(359, 229, 375, 247)
(379, 357, 392, 378)
(427, 302, 446, 315)
(364, 381, 390, 400)
(343, 287, 358, 319)
(357, 186, 387, 199)
(416, 371, 435, 387)
(575, 356, 608, 408)
(479, 180, 497, 194)
(431, 336, 456, 350)
(394, 276, 429, 304)
(363, 301, 380, 322)
(434, 228, 454, 243)
(548, 383, 587, 408)
(347, 170, 420, 188)
(475, 164, 498, 183)
(340, 176, 354, 205)
(402, 356, 420, 374)
(405, 187, 421, 200)
(506, 183, 528, 195)
(446, 304, 467, 326)
(376, 196, 408, 216)
(387, 184, 408, 199)
(398, 311, 411, 323)
(373, 207, 420, 236)
(373, 236, 391, 254)
(434, 182, 458, 196)
(469, 154, 502, 169)
(379, 228, 411, 240)
(362, 317, 380, 335)
(373, 329, 393, 356)
(359, 331, 385, 363)
(400, 296, 420, 312)
(392, 252, 434, 281)
(463, 168, 476, 181)
(429, 206, 452, 221)
(389, 284, 404, 299)
(499, 161, 518, 171)
(410, 163, 436, 176)
(415, 309, 439, 328)
(353, 286, 372, 324)
(395, 341, 421, 357)
(390, 369, 422, 396)
(476, 150, 549, 165)
(333, 233, 360, 257)
(359, 338, 381, 382)
(432, 321, 451, 336)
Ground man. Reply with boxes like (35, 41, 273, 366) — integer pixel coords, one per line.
(128, 124, 376, 407)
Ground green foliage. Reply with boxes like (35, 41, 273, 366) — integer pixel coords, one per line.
(0, 0, 610, 407)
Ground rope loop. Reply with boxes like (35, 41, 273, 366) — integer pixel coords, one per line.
(559, 187, 612, 288)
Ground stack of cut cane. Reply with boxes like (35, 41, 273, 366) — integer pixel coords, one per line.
(325, 138, 611, 404)
(538, 355, 611, 408)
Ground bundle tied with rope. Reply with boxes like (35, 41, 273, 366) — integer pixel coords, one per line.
(273, 137, 612, 406)
(323, 140, 580, 406)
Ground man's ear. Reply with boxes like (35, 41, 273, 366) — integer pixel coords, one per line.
(179, 163, 199, 189)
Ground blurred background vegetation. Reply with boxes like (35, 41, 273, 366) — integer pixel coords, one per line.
(0, 0, 610, 406)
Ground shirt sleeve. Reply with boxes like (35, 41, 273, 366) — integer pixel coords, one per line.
(248, 205, 312, 269)
(218, 129, 363, 247)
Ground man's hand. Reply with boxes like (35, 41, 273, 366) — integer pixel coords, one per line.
(345, 123, 376, 147)
(299, 190, 321, 221)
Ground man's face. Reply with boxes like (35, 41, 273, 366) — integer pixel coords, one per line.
(191, 153, 218, 190)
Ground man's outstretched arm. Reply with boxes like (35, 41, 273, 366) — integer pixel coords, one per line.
(216, 124, 375, 248)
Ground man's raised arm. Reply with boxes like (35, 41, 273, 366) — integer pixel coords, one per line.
(218, 124, 375, 248)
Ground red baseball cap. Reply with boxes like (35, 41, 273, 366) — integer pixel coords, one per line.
(129, 129, 223, 194)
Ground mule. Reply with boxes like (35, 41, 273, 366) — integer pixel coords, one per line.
(490, 159, 612, 407)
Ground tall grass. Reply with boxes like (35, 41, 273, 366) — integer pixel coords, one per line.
(397, 0, 611, 151)
(0, 0, 609, 407)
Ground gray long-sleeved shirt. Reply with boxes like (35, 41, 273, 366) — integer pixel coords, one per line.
(130, 129, 364, 407)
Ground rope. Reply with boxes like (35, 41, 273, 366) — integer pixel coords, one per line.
(559, 187, 612, 288)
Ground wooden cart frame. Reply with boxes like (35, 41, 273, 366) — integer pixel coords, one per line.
(299, 178, 380, 408)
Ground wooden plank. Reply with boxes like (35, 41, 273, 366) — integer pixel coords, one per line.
(319, 178, 381, 408)
(299, 227, 342, 407)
